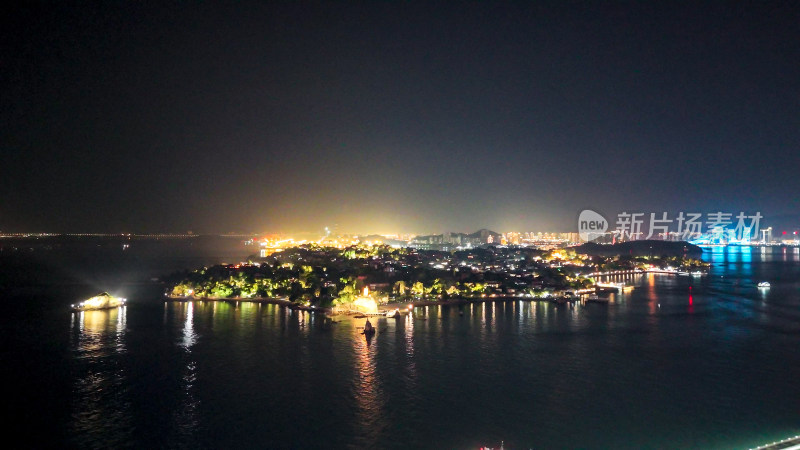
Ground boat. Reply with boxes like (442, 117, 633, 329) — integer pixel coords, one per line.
(691, 271, 703, 276)
(385, 308, 400, 318)
(71, 292, 126, 312)
(361, 319, 376, 335)
(757, 281, 771, 288)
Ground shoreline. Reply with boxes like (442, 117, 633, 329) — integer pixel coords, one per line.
(166, 294, 615, 316)
(166, 295, 324, 312)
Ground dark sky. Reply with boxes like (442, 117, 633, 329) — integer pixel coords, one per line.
(2, 1, 799, 234)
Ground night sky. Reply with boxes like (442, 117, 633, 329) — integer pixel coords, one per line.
(2, 2, 799, 234)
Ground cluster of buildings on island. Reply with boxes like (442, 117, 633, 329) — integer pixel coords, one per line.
(254, 229, 583, 256)
(406, 230, 581, 251)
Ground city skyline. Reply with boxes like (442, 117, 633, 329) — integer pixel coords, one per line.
(2, 208, 798, 238)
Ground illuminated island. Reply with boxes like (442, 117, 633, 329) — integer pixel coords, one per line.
(163, 241, 709, 311)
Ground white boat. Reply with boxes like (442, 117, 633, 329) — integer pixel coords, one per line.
(385, 308, 400, 318)
(72, 292, 126, 312)
(757, 281, 771, 288)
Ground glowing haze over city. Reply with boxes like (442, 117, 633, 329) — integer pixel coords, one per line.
(2, 2, 799, 235)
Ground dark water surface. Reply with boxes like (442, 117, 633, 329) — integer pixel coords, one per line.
(3, 246, 800, 448)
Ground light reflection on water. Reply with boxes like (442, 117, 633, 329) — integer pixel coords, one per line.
(174, 301, 199, 442)
(63, 249, 800, 448)
(181, 301, 197, 349)
(350, 318, 386, 448)
(70, 307, 132, 447)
